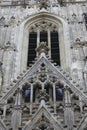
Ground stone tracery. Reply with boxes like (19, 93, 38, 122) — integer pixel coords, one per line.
(0, 43, 86, 130)
(0, 0, 87, 130)
(29, 20, 58, 32)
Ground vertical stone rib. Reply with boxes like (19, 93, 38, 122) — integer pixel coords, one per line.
(11, 88, 22, 130)
(64, 87, 74, 130)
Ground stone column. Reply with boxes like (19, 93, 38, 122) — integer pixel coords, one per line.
(48, 29, 51, 57)
(64, 87, 74, 130)
(83, 43, 87, 89)
(37, 29, 40, 48)
(30, 84, 33, 115)
(84, 61, 87, 89)
(84, 71, 87, 87)
(49, 87, 53, 101)
(3, 101, 7, 118)
(79, 96, 83, 112)
(30, 84, 33, 104)
(37, 30, 40, 56)
(0, 61, 3, 90)
(11, 88, 22, 130)
(42, 83, 44, 91)
(53, 84, 56, 114)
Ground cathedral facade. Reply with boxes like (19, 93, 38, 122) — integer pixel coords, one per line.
(0, 0, 87, 130)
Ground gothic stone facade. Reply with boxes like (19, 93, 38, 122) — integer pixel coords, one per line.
(0, 0, 87, 130)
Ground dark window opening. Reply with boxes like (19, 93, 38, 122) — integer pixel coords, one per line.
(27, 32, 37, 66)
(27, 31, 60, 66)
(51, 31, 60, 65)
(24, 88, 31, 103)
(7, 97, 14, 104)
(40, 31, 48, 44)
(23, 86, 31, 103)
(83, 13, 87, 30)
(56, 87, 63, 101)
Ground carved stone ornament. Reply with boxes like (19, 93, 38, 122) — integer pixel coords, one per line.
(36, 42, 49, 55)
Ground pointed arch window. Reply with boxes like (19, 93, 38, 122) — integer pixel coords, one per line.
(51, 31, 60, 65)
(27, 22, 60, 66)
(27, 32, 37, 66)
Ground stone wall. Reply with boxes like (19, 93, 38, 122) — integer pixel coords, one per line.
(0, 0, 87, 91)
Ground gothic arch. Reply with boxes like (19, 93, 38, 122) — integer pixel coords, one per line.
(19, 12, 71, 72)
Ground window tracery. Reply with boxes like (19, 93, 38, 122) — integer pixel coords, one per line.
(27, 21, 60, 66)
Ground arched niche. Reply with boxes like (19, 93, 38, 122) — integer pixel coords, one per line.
(19, 12, 71, 72)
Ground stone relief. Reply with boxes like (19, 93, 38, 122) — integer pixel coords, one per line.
(29, 21, 58, 32)
(0, 16, 19, 27)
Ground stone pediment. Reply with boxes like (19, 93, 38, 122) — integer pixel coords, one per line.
(23, 101, 64, 130)
(0, 55, 87, 104)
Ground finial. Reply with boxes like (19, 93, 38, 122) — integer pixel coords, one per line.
(37, 90, 49, 107)
(36, 41, 49, 57)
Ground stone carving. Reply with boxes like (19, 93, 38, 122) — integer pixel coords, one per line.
(0, 17, 5, 26)
(0, 41, 17, 52)
(0, 16, 19, 27)
(29, 21, 58, 32)
(0, 0, 87, 130)
(0, 43, 86, 129)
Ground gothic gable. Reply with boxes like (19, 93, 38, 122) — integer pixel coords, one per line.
(0, 49, 87, 129)
(0, 54, 87, 104)
(23, 104, 63, 130)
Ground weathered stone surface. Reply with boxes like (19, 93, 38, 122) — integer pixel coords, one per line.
(0, 0, 87, 130)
